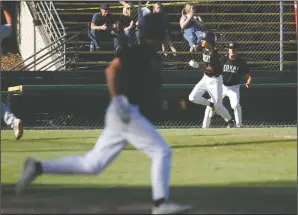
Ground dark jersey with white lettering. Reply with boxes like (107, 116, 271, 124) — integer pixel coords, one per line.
(221, 56, 249, 86)
(115, 44, 163, 121)
(202, 48, 222, 77)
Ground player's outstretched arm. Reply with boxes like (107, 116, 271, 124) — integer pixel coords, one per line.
(105, 57, 131, 123)
(3, 9, 13, 25)
(189, 60, 215, 72)
(105, 57, 121, 97)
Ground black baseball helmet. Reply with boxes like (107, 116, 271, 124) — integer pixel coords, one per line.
(228, 42, 239, 49)
(201, 31, 216, 46)
(138, 13, 167, 43)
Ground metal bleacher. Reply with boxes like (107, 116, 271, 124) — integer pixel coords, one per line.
(52, 1, 297, 72)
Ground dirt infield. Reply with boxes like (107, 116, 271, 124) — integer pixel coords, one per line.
(2, 183, 296, 214)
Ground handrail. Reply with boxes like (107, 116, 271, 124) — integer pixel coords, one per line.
(50, 1, 65, 34)
(36, 53, 66, 71)
(24, 44, 66, 71)
(8, 27, 88, 71)
(8, 34, 66, 71)
(34, 1, 66, 69)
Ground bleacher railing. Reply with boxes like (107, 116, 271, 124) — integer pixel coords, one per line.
(8, 27, 88, 71)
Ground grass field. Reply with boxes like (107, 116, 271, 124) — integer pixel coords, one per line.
(1, 128, 297, 214)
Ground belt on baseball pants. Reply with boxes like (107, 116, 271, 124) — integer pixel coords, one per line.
(204, 73, 221, 78)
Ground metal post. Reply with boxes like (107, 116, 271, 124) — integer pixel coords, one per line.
(280, 0, 284, 72)
(7, 92, 11, 110)
(34, 2, 37, 71)
(75, 34, 78, 71)
(138, 1, 142, 20)
(0, 1, 2, 72)
(295, 1, 298, 39)
(295, 1, 298, 74)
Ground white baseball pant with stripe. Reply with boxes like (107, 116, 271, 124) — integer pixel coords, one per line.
(189, 74, 232, 123)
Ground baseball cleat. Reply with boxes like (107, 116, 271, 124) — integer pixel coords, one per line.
(227, 120, 235, 128)
(152, 202, 192, 214)
(13, 119, 23, 140)
(16, 158, 40, 195)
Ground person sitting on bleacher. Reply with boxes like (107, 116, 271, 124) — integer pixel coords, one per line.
(89, 3, 119, 51)
(152, 2, 177, 56)
(119, 1, 151, 18)
(180, 4, 205, 52)
(120, 1, 151, 41)
(119, 3, 138, 46)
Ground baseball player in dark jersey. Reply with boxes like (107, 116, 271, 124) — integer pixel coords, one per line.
(16, 13, 192, 215)
(203, 42, 252, 128)
(189, 31, 234, 128)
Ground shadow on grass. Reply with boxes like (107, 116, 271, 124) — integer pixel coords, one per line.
(3, 138, 296, 153)
(2, 133, 229, 142)
(172, 138, 297, 149)
(1, 136, 97, 142)
(189, 133, 231, 137)
(2, 181, 296, 214)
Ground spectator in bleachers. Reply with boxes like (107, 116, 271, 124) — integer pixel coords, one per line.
(180, 4, 205, 52)
(119, 2, 138, 46)
(120, 1, 151, 18)
(152, 2, 177, 56)
(0, 0, 13, 46)
(89, 3, 119, 51)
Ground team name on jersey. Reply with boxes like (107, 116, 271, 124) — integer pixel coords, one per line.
(203, 54, 211, 63)
(223, 64, 239, 73)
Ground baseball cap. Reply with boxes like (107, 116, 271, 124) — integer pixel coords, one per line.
(228, 42, 238, 49)
(100, 3, 109, 10)
(201, 31, 216, 46)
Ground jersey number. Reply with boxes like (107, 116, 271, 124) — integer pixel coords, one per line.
(203, 54, 211, 63)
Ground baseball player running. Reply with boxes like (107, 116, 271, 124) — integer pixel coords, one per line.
(1, 1, 23, 139)
(16, 13, 192, 215)
(1, 102, 23, 139)
(203, 42, 252, 128)
(188, 31, 234, 128)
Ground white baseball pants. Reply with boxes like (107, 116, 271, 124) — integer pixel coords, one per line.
(40, 97, 172, 201)
(203, 84, 242, 128)
(189, 74, 232, 123)
(1, 102, 18, 129)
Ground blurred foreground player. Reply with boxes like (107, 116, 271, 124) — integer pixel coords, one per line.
(16, 13, 192, 214)
(1, 1, 23, 139)
(203, 42, 252, 128)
